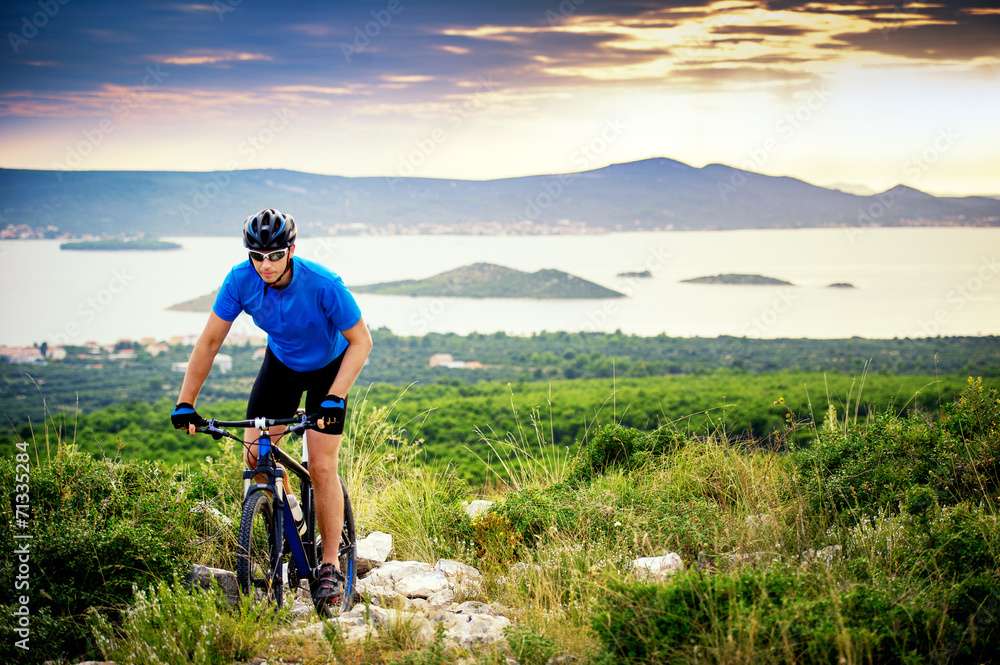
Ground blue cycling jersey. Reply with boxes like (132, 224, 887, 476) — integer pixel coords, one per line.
(212, 256, 362, 372)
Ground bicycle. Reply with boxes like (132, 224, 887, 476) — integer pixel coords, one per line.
(196, 410, 357, 615)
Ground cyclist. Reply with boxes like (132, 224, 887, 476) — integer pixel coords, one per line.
(169, 208, 372, 614)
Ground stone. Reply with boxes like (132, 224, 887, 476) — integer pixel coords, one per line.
(396, 570, 450, 598)
(451, 600, 493, 615)
(631, 553, 684, 580)
(464, 499, 495, 519)
(289, 595, 314, 621)
(435, 559, 482, 590)
(426, 587, 456, 608)
(443, 612, 511, 648)
(186, 564, 240, 605)
(357, 560, 434, 600)
(357, 531, 393, 563)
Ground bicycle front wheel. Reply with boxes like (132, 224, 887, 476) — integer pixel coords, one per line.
(236, 489, 284, 607)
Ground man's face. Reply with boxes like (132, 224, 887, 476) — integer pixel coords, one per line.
(250, 244, 294, 283)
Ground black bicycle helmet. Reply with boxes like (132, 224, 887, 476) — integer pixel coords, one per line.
(243, 208, 297, 250)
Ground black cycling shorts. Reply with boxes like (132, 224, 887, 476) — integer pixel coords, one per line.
(245, 346, 347, 420)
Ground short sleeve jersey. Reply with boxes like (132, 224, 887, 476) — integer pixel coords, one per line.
(212, 256, 362, 372)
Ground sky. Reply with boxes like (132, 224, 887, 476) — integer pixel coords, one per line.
(1, 0, 998, 195)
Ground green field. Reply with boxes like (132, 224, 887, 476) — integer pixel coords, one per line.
(12, 371, 994, 485)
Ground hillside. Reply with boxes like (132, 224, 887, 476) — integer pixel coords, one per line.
(2, 377, 996, 664)
(3, 158, 999, 236)
(351, 262, 625, 298)
(168, 290, 218, 312)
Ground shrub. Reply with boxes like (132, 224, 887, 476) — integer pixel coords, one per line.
(0, 445, 202, 663)
(793, 377, 1000, 519)
(494, 484, 579, 547)
(568, 423, 684, 483)
(591, 566, 997, 664)
(369, 466, 474, 561)
(506, 625, 558, 665)
(90, 576, 283, 665)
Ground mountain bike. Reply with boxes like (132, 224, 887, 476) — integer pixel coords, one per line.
(196, 410, 357, 615)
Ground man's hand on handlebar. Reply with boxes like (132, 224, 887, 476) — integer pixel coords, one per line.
(316, 393, 348, 435)
(171, 402, 207, 435)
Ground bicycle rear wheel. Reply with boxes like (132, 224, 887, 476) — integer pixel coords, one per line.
(236, 489, 284, 607)
(314, 474, 357, 612)
(339, 476, 357, 611)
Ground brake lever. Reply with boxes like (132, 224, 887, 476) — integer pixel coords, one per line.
(197, 422, 226, 441)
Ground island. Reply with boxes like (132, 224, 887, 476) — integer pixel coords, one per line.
(827, 282, 856, 289)
(60, 238, 181, 251)
(680, 273, 794, 286)
(352, 262, 625, 299)
(169, 291, 218, 312)
(617, 270, 652, 278)
(168, 263, 626, 311)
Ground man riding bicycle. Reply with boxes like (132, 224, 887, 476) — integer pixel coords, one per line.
(169, 208, 373, 613)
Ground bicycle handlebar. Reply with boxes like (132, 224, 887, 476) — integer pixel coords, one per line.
(194, 410, 320, 441)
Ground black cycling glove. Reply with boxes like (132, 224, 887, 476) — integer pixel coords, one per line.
(317, 394, 348, 434)
(171, 402, 207, 430)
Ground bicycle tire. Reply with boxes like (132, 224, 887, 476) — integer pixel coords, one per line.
(314, 474, 357, 613)
(340, 475, 357, 612)
(236, 489, 284, 607)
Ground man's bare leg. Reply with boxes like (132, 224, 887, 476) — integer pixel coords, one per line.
(305, 429, 344, 569)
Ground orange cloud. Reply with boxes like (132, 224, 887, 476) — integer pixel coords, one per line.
(149, 51, 272, 65)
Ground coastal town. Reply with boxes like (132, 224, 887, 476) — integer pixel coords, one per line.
(0, 334, 485, 372)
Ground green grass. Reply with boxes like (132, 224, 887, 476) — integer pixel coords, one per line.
(3, 374, 997, 664)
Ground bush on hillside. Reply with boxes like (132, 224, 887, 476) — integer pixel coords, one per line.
(793, 377, 999, 518)
(0, 445, 206, 663)
(591, 565, 997, 664)
(568, 423, 686, 483)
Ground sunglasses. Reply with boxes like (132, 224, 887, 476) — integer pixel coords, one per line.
(248, 248, 289, 263)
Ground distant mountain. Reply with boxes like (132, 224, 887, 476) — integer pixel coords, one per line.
(2, 158, 999, 236)
(352, 262, 625, 298)
(823, 182, 877, 196)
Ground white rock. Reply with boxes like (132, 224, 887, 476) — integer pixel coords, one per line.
(365, 560, 434, 584)
(451, 600, 493, 615)
(396, 570, 450, 598)
(290, 595, 314, 620)
(444, 612, 511, 648)
(357, 531, 394, 563)
(426, 587, 456, 608)
(464, 499, 495, 519)
(357, 560, 434, 600)
(631, 553, 684, 580)
(434, 559, 483, 595)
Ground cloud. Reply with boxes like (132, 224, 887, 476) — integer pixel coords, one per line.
(170, 3, 217, 12)
(767, 0, 1000, 60)
(712, 24, 816, 36)
(149, 51, 273, 66)
(0, 84, 260, 118)
(271, 85, 354, 95)
(380, 75, 435, 84)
